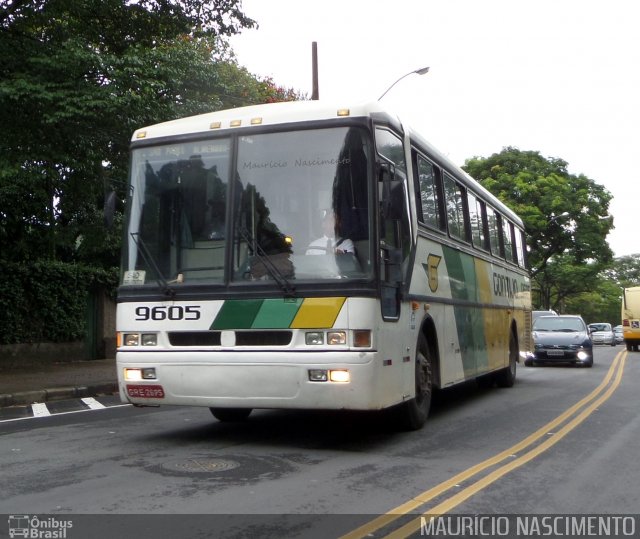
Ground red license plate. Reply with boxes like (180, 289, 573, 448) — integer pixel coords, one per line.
(126, 384, 165, 399)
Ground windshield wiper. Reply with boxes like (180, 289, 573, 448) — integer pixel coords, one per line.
(130, 232, 176, 297)
(238, 227, 295, 296)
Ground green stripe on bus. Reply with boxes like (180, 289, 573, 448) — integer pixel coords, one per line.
(210, 299, 264, 329)
(252, 298, 303, 328)
(442, 246, 489, 375)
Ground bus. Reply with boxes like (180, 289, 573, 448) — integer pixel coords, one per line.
(622, 286, 640, 351)
(116, 100, 531, 430)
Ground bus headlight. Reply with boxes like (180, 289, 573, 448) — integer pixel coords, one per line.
(124, 333, 140, 346)
(329, 370, 350, 383)
(119, 332, 158, 347)
(327, 331, 346, 345)
(124, 368, 157, 381)
(141, 334, 158, 346)
(305, 332, 324, 345)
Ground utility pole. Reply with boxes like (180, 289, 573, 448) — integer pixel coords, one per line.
(311, 42, 319, 100)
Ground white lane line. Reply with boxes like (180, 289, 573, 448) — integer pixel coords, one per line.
(81, 397, 106, 409)
(31, 402, 51, 417)
(0, 403, 132, 423)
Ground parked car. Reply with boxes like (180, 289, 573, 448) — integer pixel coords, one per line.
(588, 322, 616, 346)
(526, 315, 593, 367)
(613, 325, 624, 344)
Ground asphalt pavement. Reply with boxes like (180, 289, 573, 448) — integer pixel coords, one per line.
(0, 358, 117, 408)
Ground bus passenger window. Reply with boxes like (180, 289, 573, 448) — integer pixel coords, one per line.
(514, 227, 527, 267)
(503, 219, 515, 262)
(443, 174, 466, 241)
(417, 156, 442, 230)
(467, 192, 486, 249)
(486, 206, 501, 256)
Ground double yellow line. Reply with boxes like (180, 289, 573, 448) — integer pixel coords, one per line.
(342, 350, 628, 539)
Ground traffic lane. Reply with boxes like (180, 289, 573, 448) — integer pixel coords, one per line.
(0, 350, 617, 516)
(452, 346, 639, 514)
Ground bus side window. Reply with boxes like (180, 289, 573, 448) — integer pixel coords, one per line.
(416, 154, 444, 231)
(467, 191, 488, 250)
(502, 218, 515, 263)
(486, 205, 501, 256)
(443, 174, 467, 241)
(514, 226, 527, 267)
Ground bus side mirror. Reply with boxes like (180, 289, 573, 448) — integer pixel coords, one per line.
(378, 162, 404, 220)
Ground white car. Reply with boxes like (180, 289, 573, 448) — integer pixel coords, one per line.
(588, 323, 616, 346)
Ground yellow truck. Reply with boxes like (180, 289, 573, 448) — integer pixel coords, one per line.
(622, 287, 640, 351)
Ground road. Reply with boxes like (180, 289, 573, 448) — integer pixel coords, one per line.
(1, 345, 638, 538)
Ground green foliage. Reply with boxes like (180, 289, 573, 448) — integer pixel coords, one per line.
(0, 0, 302, 269)
(463, 147, 614, 310)
(604, 254, 640, 289)
(0, 260, 118, 344)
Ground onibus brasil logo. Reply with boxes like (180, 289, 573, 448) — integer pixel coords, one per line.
(8, 515, 73, 538)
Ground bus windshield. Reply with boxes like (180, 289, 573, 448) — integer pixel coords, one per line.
(122, 126, 372, 287)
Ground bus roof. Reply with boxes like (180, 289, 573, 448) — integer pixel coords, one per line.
(131, 100, 398, 142)
(131, 100, 523, 227)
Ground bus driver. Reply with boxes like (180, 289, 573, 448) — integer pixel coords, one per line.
(305, 210, 355, 255)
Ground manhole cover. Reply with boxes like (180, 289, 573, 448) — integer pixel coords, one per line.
(163, 458, 240, 473)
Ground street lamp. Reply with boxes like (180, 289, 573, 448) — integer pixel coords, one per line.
(377, 66, 430, 101)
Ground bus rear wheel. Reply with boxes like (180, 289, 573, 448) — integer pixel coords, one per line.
(397, 334, 433, 431)
(495, 331, 518, 388)
(210, 408, 252, 422)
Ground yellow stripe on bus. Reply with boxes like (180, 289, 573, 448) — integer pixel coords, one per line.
(290, 297, 346, 329)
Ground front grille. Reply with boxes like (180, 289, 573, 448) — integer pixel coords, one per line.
(236, 331, 292, 346)
(168, 331, 221, 346)
(167, 330, 292, 347)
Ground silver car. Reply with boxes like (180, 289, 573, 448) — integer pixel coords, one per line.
(588, 323, 616, 346)
(613, 325, 624, 344)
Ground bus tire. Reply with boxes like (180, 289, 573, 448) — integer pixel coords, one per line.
(397, 334, 433, 431)
(210, 408, 252, 422)
(495, 331, 517, 388)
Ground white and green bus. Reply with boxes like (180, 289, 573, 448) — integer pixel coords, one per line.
(116, 100, 531, 430)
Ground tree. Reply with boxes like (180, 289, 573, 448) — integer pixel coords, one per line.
(604, 254, 640, 289)
(0, 0, 303, 267)
(463, 147, 614, 311)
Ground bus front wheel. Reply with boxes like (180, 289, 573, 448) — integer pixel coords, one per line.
(397, 334, 433, 431)
(210, 408, 252, 422)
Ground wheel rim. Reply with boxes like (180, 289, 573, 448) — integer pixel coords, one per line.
(415, 351, 432, 405)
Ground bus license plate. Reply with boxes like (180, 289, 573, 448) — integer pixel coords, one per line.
(126, 384, 165, 399)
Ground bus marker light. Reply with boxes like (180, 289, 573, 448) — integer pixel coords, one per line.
(305, 332, 324, 345)
(250, 117, 263, 125)
(329, 370, 350, 383)
(308, 369, 328, 382)
(230, 119, 242, 127)
(209, 121, 221, 129)
(353, 330, 371, 348)
(336, 108, 350, 117)
(327, 331, 346, 345)
(135, 131, 147, 139)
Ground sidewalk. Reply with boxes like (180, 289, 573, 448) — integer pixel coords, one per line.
(0, 358, 118, 408)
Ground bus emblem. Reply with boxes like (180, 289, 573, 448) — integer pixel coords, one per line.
(426, 254, 442, 292)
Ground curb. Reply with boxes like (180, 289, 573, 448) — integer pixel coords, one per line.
(0, 382, 118, 408)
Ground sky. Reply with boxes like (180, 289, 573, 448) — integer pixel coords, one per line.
(229, 0, 639, 258)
